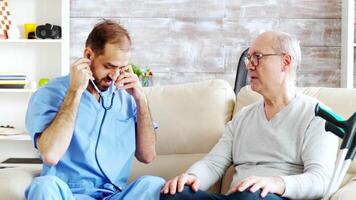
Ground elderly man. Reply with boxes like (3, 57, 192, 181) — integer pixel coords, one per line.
(160, 31, 338, 200)
(25, 20, 164, 200)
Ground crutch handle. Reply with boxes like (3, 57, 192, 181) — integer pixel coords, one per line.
(315, 103, 345, 128)
(325, 121, 344, 139)
(315, 103, 351, 149)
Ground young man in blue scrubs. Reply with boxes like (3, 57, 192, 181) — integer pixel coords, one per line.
(25, 20, 164, 200)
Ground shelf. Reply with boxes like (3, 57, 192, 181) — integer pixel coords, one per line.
(0, 39, 62, 44)
(0, 0, 70, 144)
(0, 89, 36, 93)
(0, 134, 31, 141)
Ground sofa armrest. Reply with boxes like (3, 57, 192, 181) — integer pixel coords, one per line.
(331, 178, 356, 200)
(0, 165, 41, 200)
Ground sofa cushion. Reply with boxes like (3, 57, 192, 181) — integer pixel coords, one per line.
(0, 165, 41, 200)
(144, 79, 236, 155)
(331, 178, 356, 200)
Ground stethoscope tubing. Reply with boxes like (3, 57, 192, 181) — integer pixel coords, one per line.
(91, 80, 122, 191)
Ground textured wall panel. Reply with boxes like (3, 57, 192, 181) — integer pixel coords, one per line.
(70, 0, 342, 88)
(280, 0, 341, 19)
(279, 19, 341, 47)
(71, 0, 225, 18)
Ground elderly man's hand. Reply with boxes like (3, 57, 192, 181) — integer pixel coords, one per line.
(229, 176, 285, 198)
(160, 173, 200, 195)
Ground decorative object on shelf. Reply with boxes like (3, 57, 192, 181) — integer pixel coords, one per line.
(130, 64, 154, 87)
(38, 78, 49, 87)
(0, 125, 26, 136)
(36, 23, 61, 39)
(7, 20, 20, 39)
(24, 23, 36, 39)
(0, 124, 13, 128)
(141, 68, 153, 87)
(0, 73, 26, 89)
(0, 0, 12, 39)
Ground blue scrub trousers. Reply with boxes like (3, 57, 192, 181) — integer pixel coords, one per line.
(160, 186, 287, 200)
(25, 175, 165, 200)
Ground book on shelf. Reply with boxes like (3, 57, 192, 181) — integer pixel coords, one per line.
(0, 73, 26, 89)
(0, 75, 26, 80)
(0, 84, 25, 89)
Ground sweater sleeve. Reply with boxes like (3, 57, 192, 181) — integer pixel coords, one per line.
(280, 117, 339, 199)
(186, 115, 237, 190)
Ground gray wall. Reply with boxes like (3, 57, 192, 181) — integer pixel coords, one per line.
(70, 0, 341, 88)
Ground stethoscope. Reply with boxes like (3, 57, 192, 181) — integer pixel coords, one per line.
(90, 79, 122, 192)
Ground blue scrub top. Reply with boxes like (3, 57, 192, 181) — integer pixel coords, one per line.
(26, 75, 138, 196)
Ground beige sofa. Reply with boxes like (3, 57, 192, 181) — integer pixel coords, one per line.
(0, 79, 356, 200)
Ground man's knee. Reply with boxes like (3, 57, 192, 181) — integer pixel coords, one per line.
(117, 176, 165, 200)
(27, 176, 63, 192)
(160, 193, 177, 200)
(229, 190, 284, 200)
(135, 175, 165, 188)
(228, 189, 260, 199)
(160, 190, 190, 200)
(25, 176, 72, 200)
(160, 186, 199, 200)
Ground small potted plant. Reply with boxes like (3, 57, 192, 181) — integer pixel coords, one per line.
(130, 64, 153, 87)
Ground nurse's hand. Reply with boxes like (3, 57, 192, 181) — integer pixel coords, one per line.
(229, 176, 285, 198)
(115, 65, 145, 101)
(69, 58, 94, 93)
(160, 173, 200, 195)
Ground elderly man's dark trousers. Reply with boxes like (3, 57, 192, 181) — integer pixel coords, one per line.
(160, 186, 287, 200)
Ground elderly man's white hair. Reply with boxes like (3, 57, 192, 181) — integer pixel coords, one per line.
(271, 31, 301, 81)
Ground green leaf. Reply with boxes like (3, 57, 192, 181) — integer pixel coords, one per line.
(130, 63, 143, 77)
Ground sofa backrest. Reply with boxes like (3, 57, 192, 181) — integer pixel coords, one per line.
(223, 86, 356, 190)
(129, 79, 236, 192)
(147, 79, 236, 155)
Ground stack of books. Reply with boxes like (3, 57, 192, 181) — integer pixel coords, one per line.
(0, 74, 26, 89)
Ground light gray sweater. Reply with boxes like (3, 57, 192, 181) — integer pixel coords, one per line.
(187, 93, 339, 200)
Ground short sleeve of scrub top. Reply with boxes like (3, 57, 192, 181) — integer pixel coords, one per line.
(25, 77, 68, 149)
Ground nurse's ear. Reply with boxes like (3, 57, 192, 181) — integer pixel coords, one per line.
(84, 47, 94, 60)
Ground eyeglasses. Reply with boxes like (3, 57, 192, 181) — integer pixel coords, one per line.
(244, 53, 285, 68)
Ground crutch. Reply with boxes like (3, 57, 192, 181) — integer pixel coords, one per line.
(314, 103, 356, 200)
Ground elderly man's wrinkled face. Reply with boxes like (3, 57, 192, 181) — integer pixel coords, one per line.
(246, 33, 287, 94)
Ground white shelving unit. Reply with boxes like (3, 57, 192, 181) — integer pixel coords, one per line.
(0, 0, 69, 133)
(0, 89, 36, 93)
(341, 0, 355, 88)
(0, 134, 31, 141)
(0, 39, 63, 44)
